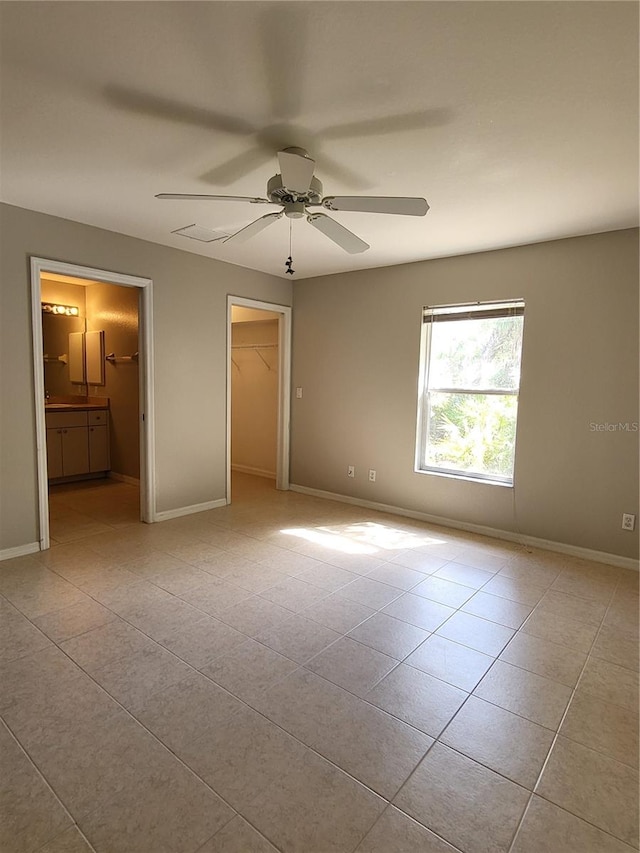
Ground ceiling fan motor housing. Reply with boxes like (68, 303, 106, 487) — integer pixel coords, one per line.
(267, 174, 323, 215)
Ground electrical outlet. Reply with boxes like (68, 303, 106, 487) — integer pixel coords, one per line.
(347, 465, 355, 478)
(295, 387, 303, 398)
(368, 469, 376, 482)
(622, 513, 636, 531)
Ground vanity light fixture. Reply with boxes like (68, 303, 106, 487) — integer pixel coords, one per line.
(42, 303, 79, 316)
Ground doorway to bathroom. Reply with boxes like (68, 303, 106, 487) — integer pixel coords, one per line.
(31, 258, 155, 550)
(226, 296, 291, 504)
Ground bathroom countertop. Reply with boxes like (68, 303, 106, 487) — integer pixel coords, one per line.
(45, 402, 109, 412)
(45, 396, 109, 412)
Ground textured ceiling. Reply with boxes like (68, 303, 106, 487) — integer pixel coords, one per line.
(0, 1, 637, 279)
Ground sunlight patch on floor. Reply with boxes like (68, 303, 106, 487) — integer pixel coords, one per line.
(280, 521, 446, 554)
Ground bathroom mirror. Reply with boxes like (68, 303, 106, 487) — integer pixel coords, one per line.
(42, 310, 87, 395)
(85, 329, 106, 385)
(69, 332, 86, 384)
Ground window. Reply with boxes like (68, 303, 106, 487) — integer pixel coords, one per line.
(416, 300, 525, 485)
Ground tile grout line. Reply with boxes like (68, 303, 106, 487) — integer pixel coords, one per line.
(505, 576, 628, 853)
(4, 584, 408, 848)
(6, 528, 626, 768)
(361, 574, 634, 848)
(2, 637, 242, 848)
(0, 717, 99, 853)
(6, 493, 635, 851)
(5, 545, 630, 723)
(4, 552, 493, 853)
(1, 571, 281, 846)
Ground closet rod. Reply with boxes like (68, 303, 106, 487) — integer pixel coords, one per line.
(230, 344, 278, 350)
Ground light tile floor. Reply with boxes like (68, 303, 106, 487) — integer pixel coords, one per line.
(1, 473, 638, 852)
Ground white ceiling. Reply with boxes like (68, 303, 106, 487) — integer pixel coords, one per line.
(1, 2, 637, 280)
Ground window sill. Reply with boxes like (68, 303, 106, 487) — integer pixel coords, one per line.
(414, 467, 514, 488)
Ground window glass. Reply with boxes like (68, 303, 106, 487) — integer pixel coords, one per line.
(428, 316, 524, 390)
(417, 301, 525, 485)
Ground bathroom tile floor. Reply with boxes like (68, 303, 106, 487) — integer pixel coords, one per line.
(1, 474, 638, 852)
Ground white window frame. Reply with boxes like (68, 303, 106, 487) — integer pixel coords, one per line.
(415, 299, 525, 487)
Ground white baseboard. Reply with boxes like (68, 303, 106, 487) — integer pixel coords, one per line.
(108, 471, 140, 487)
(232, 464, 276, 480)
(0, 542, 41, 562)
(290, 484, 639, 572)
(154, 498, 227, 522)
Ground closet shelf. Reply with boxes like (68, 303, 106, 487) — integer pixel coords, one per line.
(230, 344, 278, 350)
(230, 343, 277, 371)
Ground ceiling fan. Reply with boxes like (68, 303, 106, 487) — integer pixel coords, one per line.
(156, 147, 429, 255)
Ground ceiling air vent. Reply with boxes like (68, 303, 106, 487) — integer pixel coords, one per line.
(172, 224, 229, 242)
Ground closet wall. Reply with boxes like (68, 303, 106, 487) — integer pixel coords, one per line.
(231, 316, 279, 478)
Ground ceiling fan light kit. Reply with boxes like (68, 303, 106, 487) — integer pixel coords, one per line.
(157, 147, 429, 262)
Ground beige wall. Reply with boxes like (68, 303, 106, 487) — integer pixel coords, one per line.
(231, 319, 279, 477)
(0, 203, 291, 551)
(290, 229, 639, 560)
(85, 283, 139, 480)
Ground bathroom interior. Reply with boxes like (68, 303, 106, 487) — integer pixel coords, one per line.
(41, 273, 141, 542)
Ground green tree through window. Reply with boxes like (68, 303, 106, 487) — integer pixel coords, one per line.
(417, 302, 525, 484)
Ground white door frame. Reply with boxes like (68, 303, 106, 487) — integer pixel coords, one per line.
(226, 295, 292, 501)
(30, 257, 156, 550)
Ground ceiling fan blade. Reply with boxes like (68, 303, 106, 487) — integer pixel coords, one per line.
(104, 85, 256, 136)
(306, 213, 369, 254)
(277, 149, 316, 194)
(224, 212, 283, 245)
(156, 194, 272, 204)
(321, 196, 429, 216)
(319, 109, 453, 139)
(317, 153, 373, 191)
(201, 147, 272, 186)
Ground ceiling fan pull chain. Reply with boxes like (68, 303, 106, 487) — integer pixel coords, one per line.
(285, 219, 295, 275)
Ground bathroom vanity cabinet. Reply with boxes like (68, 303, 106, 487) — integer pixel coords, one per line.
(45, 407, 110, 480)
